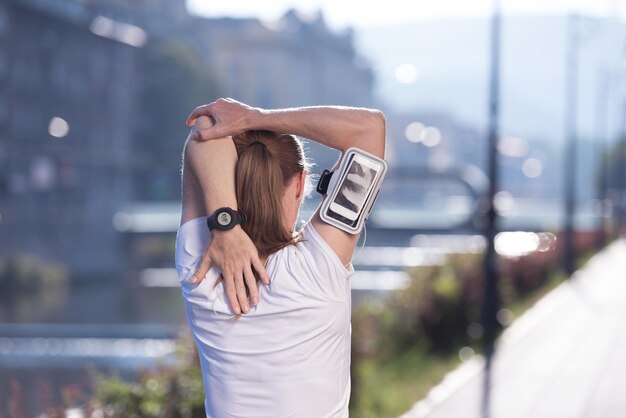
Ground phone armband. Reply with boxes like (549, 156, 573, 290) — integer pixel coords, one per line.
(316, 147, 387, 234)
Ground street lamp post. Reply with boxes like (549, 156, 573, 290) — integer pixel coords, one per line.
(619, 100, 626, 237)
(596, 68, 623, 246)
(563, 13, 579, 277)
(617, 42, 626, 235)
(595, 72, 610, 248)
(481, 0, 502, 416)
(482, 0, 502, 352)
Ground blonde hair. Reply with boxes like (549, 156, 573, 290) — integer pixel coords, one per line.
(232, 130, 308, 258)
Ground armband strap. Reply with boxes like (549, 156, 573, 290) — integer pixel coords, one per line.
(317, 147, 387, 234)
(316, 169, 334, 195)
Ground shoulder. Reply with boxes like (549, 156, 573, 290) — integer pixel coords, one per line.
(262, 222, 352, 299)
(297, 221, 354, 278)
(265, 222, 352, 279)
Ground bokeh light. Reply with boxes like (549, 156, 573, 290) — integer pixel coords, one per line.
(405, 121, 425, 143)
(394, 63, 419, 84)
(459, 346, 476, 362)
(498, 136, 528, 157)
(48, 116, 70, 138)
(421, 126, 442, 147)
(522, 157, 543, 178)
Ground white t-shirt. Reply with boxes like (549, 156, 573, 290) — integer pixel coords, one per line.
(175, 217, 354, 418)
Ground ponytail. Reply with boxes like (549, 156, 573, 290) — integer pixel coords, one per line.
(232, 131, 307, 258)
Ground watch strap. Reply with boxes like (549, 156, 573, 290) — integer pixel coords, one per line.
(207, 207, 246, 231)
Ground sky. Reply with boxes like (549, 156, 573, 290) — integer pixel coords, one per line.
(187, 0, 626, 30)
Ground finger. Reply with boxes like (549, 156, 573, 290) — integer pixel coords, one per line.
(186, 105, 206, 126)
(244, 265, 259, 305)
(222, 271, 241, 315)
(186, 104, 213, 126)
(234, 272, 250, 314)
(191, 254, 212, 284)
(252, 257, 270, 285)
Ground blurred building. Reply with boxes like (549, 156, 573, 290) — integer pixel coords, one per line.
(89, 0, 190, 40)
(0, 0, 377, 277)
(96, 3, 375, 200)
(183, 9, 376, 172)
(0, 0, 143, 277)
(86, 2, 375, 110)
(386, 112, 485, 171)
(386, 111, 564, 200)
(189, 9, 375, 109)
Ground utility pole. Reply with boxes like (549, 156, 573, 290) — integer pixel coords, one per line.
(595, 72, 609, 248)
(563, 13, 579, 276)
(616, 98, 626, 238)
(481, 1, 502, 416)
(482, 0, 502, 354)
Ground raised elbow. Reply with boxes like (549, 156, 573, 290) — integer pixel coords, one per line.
(371, 109, 386, 135)
(365, 109, 386, 158)
(182, 135, 196, 166)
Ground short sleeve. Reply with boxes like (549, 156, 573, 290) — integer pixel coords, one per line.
(175, 217, 220, 284)
(301, 222, 354, 280)
(175, 217, 237, 315)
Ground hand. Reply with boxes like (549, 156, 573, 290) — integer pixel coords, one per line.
(191, 226, 270, 315)
(186, 98, 259, 141)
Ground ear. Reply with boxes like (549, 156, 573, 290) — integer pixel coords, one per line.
(296, 170, 307, 199)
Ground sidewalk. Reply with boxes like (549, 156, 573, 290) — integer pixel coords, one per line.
(401, 239, 626, 418)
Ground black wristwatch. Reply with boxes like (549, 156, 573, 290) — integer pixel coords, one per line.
(207, 207, 246, 231)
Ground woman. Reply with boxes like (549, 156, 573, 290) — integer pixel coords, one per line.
(175, 98, 386, 417)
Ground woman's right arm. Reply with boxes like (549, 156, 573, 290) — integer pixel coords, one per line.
(187, 98, 386, 159)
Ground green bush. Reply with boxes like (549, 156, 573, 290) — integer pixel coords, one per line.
(90, 329, 205, 418)
(0, 253, 69, 322)
(352, 253, 484, 362)
(0, 253, 68, 291)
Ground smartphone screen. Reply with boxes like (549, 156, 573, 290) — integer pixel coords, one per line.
(328, 154, 382, 222)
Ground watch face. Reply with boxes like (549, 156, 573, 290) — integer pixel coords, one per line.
(217, 211, 232, 226)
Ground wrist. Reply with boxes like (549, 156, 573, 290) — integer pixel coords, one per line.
(211, 224, 243, 235)
(246, 107, 268, 130)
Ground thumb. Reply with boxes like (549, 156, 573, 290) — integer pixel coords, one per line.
(191, 254, 212, 284)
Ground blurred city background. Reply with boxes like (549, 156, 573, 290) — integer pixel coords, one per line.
(1, 0, 626, 417)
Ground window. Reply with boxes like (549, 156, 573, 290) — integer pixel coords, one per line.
(0, 6, 7, 35)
